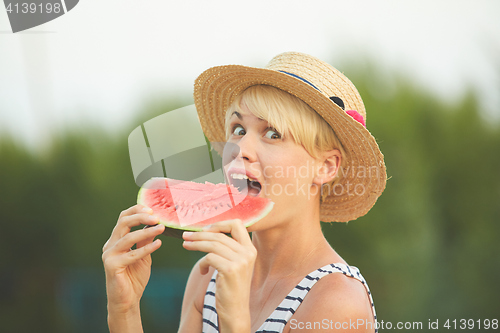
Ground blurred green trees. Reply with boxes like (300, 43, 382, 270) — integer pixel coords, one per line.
(0, 71, 499, 332)
(324, 65, 500, 328)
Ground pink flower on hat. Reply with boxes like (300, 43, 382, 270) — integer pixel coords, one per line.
(346, 110, 366, 128)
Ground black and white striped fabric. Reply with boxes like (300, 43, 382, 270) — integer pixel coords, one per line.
(202, 262, 378, 333)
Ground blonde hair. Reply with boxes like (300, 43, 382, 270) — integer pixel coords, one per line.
(225, 85, 347, 202)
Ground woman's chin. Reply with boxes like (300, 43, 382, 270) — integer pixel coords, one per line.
(247, 214, 269, 233)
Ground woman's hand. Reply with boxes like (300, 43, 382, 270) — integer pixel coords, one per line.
(102, 205, 165, 332)
(182, 219, 256, 333)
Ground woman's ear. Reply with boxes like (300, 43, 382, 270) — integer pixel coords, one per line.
(313, 149, 342, 186)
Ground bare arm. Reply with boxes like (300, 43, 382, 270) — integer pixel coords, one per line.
(102, 205, 165, 333)
(178, 259, 215, 332)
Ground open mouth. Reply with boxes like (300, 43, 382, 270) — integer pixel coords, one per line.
(229, 173, 262, 197)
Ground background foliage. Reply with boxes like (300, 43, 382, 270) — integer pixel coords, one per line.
(1, 65, 499, 332)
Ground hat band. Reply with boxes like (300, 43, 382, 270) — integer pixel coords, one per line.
(278, 70, 320, 92)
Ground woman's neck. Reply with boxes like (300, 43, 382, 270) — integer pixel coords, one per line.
(250, 212, 339, 285)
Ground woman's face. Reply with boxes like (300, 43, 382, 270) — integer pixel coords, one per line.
(224, 104, 324, 229)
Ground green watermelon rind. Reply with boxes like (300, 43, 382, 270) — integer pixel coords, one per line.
(137, 182, 274, 237)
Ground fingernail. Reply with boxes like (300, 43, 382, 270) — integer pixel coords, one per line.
(183, 231, 193, 238)
(143, 207, 154, 214)
(155, 224, 164, 229)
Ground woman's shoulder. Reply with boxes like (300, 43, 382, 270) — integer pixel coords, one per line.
(284, 264, 375, 332)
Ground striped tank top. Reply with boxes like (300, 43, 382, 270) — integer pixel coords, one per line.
(202, 263, 378, 333)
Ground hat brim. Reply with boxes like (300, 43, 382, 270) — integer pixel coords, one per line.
(194, 65, 386, 222)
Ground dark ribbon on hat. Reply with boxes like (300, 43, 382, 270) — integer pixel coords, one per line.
(278, 70, 320, 91)
(278, 70, 366, 128)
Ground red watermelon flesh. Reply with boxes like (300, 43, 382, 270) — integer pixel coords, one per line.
(137, 178, 274, 235)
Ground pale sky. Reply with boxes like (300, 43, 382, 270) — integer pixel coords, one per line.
(1, 0, 499, 148)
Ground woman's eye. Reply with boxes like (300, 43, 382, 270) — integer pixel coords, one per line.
(232, 125, 246, 136)
(264, 128, 281, 140)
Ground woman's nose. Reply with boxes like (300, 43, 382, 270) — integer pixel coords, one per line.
(230, 133, 258, 163)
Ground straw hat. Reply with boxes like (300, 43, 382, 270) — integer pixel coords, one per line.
(194, 52, 386, 222)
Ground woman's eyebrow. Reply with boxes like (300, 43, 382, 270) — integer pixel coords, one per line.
(230, 111, 242, 120)
(231, 111, 266, 122)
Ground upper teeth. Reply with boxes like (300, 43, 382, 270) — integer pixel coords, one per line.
(231, 173, 256, 181)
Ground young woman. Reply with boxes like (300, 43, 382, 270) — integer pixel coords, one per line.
(102, 52, 387, 333)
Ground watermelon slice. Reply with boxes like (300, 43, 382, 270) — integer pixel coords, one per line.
(137, 178, 274, 238)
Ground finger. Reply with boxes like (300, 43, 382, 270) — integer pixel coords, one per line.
(105, 212, 158, 251)
(112, 224, 165, 253)
(104, 207, 153, 253)
(182, 239, 240, 262)
(117, 211, 159, 236)
(118, 238, 163, 267)
(182, 231, 241, 252)
(136, 226, 162, 249)
(202, 220, 252, 246)
(198, 253, 230, 275)
(102, 239, 110, 253)
(107, 210, 159, 248)
(119, 204, 154, 218)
